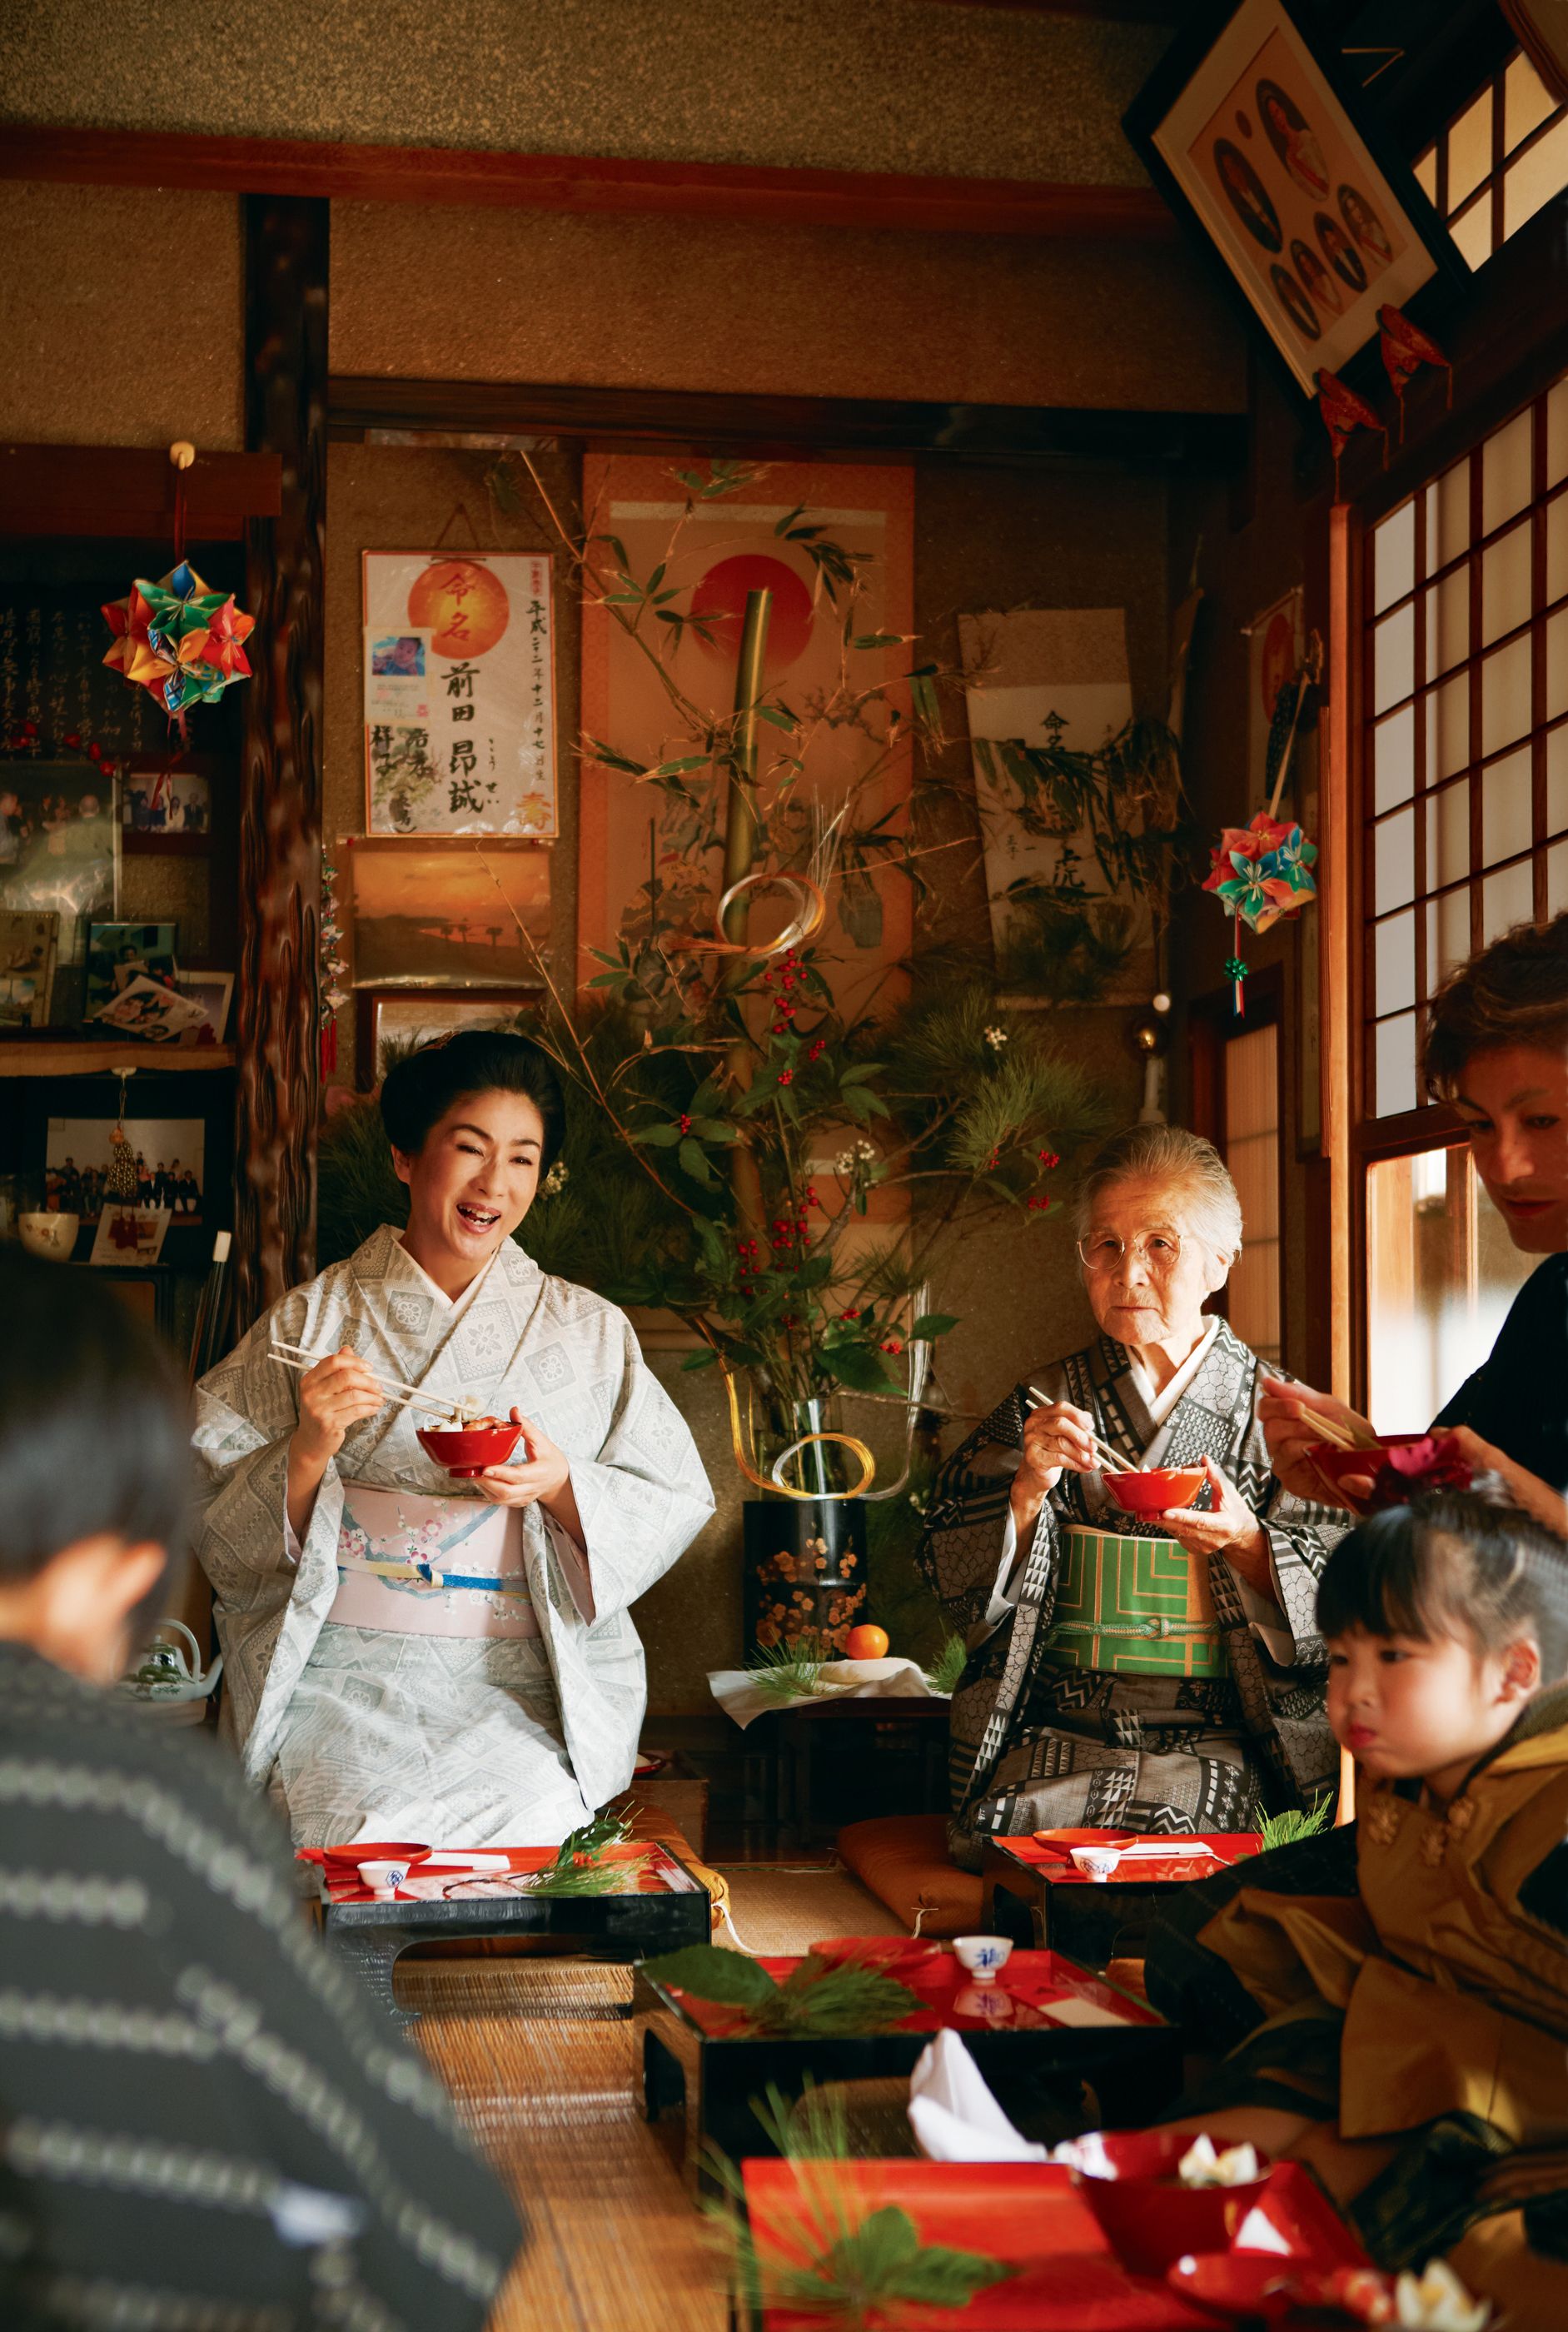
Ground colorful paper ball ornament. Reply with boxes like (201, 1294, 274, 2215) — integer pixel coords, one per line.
(102, 561, 254, 720)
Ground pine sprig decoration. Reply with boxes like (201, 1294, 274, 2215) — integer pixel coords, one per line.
(745, 1636, 833, 1706)
(924, 1632, 968, 1697)
(1257, 1794, 1334, 1854)
(643, 1946, 922, 2038)
(520, 1807, 650, 1898)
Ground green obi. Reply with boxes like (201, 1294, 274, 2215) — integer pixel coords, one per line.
(1043, 1522, 1228, 1681)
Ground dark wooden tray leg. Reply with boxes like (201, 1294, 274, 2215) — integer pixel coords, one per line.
(329, 1925, 415, 2024)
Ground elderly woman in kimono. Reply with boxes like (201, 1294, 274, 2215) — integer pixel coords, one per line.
(194, 1030, 714, 1849)
(918, 1124, 1348, 1866)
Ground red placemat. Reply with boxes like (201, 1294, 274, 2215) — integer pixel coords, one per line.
(998, 1831, 1263, 1886)
(664, 1947, 1161, 2038)
(297, 1840, 696, 1903)
(741, 2160, 1366, 2331)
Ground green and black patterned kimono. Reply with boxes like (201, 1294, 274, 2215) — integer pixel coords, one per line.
(918, 1319, 1347, 1865)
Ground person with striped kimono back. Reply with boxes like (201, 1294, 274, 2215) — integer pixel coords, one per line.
(0, 1248, 522, 2330)
(918, 1125, 1351, 1869)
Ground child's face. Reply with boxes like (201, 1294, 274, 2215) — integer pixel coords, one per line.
(1327, 1623, 1536, 1796)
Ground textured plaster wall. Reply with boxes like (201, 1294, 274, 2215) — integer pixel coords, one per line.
(1166, 371, 1332, 1388)
(0, 182, 244, 449)
(0, 0, 1165, 185)
(330, 201, 1245, 414)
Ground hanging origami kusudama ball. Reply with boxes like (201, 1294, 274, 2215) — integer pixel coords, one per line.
(1202, 810, 1319, 937)
(102, 561, 254, 719)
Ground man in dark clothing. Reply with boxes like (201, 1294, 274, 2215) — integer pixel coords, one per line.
(0, 1249, 524, 2330)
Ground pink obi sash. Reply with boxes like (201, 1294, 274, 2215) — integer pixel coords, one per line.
(330, 1483, 540, 1641)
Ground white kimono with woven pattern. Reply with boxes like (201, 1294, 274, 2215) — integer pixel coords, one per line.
(192, 1226, 713, 1840)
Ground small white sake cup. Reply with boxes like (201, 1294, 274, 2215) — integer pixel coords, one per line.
(359, 1859, 411, 1897)
(951, 1934, 1013, 1981)
(1070, 1846, 1123, 1882)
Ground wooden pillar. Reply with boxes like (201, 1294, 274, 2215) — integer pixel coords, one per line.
(234, 196, 328, 1328)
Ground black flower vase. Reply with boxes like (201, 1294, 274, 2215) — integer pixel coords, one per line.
(743, 1494, 869, 1662)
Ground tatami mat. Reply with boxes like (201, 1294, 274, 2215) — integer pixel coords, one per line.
(714, 1860, 905, 1954)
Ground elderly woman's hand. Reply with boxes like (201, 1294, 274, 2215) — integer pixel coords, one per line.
(1441, 1426, 1568, 1537)
(1011, 1399, 1098, 1533)
(1162, 1457, 1272, 1593)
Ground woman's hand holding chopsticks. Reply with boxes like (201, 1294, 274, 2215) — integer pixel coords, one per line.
(1012, 1396, 1101, 1537)
(1259, 1376, 1378, 1506)
(285, 1348, 387, 1542)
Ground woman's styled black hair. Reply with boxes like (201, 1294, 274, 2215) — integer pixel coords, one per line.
(1317, 1490, 1568, 1682)
(0, 1248, 190, 1586)
(379, 1030, 565, 1173)
(1422, 909, 1568, 1094)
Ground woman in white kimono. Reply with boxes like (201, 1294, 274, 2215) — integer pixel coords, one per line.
(194, 1031, 714, 1849)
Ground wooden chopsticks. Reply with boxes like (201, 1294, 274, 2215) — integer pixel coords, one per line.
(268, 1340, 481, 1426)
(1027, 1384, 1139, 1474)
(1297, 1405, 1380, 1454)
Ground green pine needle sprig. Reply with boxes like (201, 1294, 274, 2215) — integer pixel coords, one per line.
(924, 1632, 968, 1697)
(1257, 1794, 1334, 1854)
(643, 1945, 922, 2038)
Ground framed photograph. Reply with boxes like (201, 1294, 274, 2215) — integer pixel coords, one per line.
(87, 920, 179, 1019)
(89, 1206, 172, 1268)
(92, 977, 210, 1044)
(357, 989, 535, 1087)
(0, 909, 58, 1028)
(47, 1116, 206, 1227)
(345, 838, 550, 989)
(122, 767, 211, 835)
(1126, 0, 1452, 396)
(362, 553, 556, 838)
(172, 969, 234, 1043)
(0, 760, 119, 1019)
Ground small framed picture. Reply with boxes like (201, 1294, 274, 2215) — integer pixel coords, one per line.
(47, 1115, 207, 1227)
(172, 969, 234, 1042)
(344, 837, 550, 989)
(87, 920, 178, 1019)
(122, 768, 211, 835)
(0, 909, 59, 1028)
(1125, 0, 1453, 396)
(92, 978, 210, 1044)
(89, 1206, 172, 1268)
(357, 989, 536, 1088)
(0, 760, 119, 1019)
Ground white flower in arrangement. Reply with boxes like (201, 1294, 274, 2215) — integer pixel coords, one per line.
(540, 1160, 570, 1198)
(983, 1024, 1008, 1049)
(833, 1139, 879, 1174)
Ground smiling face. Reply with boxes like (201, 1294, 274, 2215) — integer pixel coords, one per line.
(1327, 1618, 1538, 1802)
(392, 1087, 546, 1293)
(1079, 1173, 1232, 1363)
(1451, 1043, 1568, 1253)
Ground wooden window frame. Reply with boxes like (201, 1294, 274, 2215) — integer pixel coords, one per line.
(1187, 964, 1288, 1365)
(1332, 213, 1568, 1408)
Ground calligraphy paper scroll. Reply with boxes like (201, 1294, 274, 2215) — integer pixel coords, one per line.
(362, 554, 556, 838)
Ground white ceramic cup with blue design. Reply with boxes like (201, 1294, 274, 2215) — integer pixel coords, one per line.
(951, 1935, 1013, 1982)
(359, 1859, 412, 1897)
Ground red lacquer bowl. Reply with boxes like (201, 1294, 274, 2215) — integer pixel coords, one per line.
(416, 1420, 523, 1477)
(1307, 1434, 1426, 1503)
(1069, 2129, 1272, 2276)
(1104, 1465, 1206, 1517)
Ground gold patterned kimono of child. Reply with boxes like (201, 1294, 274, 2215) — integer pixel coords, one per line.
(1146, 1684, 1568, 2330)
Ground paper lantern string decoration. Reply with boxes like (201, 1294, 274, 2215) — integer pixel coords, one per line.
(1378, 304, 1451, 438)
(1316, 368, 1386, 497)
(319, 848, 350, 1078)
(1202, 811, 1319, 1014)
(102, 561, 254, 735)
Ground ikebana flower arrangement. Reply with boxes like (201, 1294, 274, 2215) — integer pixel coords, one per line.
(323, 461, 1193, 1534)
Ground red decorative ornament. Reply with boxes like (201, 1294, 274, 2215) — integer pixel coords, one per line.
(1316, 368, 1386, 498)
(1377, 304, 1451, 439)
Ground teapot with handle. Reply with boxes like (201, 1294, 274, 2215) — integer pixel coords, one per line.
(121, 1621, 223, 1704)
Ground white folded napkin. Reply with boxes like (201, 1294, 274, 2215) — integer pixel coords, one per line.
(708, 1657, 943, 1729)
(906, 2029, 1053, 2163)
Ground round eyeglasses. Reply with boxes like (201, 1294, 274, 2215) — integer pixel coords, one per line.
(1075, 1228, 1184, 1275)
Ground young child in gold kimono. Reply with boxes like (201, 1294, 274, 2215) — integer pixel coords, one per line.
(1145, 1489, 1568, 2329)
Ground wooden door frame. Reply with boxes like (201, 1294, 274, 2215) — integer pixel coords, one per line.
(1187, 964, 1288, 1364)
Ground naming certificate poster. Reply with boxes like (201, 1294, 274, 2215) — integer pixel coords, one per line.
(361, 552, 556, 837)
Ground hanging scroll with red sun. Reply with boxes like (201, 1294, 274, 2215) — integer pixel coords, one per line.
(361, 553, 556, 838)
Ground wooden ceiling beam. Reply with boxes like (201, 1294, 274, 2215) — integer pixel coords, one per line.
(329, 373, 1246, 467)
(0, 122, 1175, 242)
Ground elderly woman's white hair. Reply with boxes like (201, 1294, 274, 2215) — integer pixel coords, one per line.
(1073, 1124, 1244, 1263)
